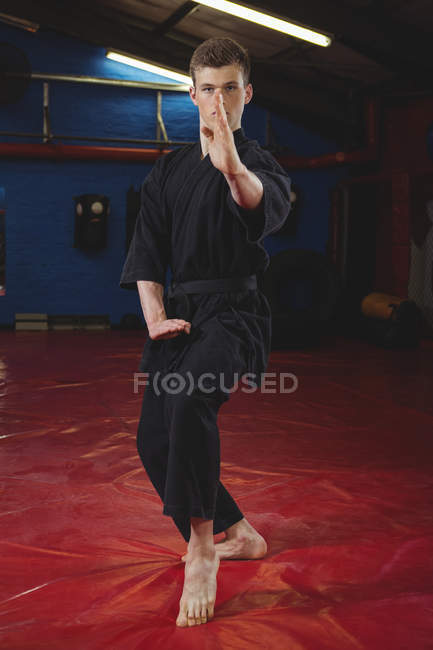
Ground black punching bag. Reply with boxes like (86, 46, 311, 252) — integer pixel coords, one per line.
(73, 194, 109, 250)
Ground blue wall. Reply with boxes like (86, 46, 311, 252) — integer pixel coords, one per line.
(0, 22, 348, 326)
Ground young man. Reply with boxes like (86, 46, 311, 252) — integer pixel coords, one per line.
(119, 37, 291, 627)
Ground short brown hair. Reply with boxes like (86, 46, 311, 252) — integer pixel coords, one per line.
(189, 37, 250, 86)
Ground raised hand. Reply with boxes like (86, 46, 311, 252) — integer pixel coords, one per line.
(201, 90, 244, 176)
(148, 319, 191, 340)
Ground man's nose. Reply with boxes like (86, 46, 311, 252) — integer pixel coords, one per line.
(214, 89, 227, 104)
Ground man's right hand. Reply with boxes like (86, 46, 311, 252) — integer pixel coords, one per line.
(148, 319, 191, 341)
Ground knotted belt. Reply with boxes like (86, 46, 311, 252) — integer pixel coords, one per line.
(166, 274, 257, 322)
(167, 274, 257, 298)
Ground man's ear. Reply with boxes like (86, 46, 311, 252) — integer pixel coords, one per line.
(244, 83, 253, 105)
(189, 86, 198, 106)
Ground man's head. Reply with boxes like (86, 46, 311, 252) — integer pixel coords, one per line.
(189, 37, 250, 87)
(189, 37, 253, 131)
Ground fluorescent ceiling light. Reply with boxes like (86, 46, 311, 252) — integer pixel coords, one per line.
(106, 51, 192, 84)
(195, 0, 332, 47)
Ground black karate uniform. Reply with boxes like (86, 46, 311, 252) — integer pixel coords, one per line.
(119, 128, 291, 542)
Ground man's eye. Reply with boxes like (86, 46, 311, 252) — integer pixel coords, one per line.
(226, 86, 235, 91)
(203, 87, 213, 92)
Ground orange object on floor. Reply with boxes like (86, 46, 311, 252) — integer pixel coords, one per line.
(361, 291, 405, 320)
(1, 330, 433, 649)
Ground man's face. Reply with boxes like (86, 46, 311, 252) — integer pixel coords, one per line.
(189, 64, 253, 131)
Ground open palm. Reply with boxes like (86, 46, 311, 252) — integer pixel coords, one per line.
(148, 319, 191, 340)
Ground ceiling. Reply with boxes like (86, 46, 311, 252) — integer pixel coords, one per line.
(2, 0, 433, 146)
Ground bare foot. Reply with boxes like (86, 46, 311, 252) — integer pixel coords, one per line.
(181, 518, 267, 562)
(176, 548, 220, 627)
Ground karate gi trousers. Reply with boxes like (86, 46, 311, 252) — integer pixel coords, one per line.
(135, 274, 270, 542)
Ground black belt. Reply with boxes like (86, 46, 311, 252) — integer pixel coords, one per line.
(167, 274, 257, 299)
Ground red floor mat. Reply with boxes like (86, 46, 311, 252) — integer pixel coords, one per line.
(1, 331, 433, 649)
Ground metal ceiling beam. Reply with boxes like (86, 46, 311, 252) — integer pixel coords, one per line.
(152, 1, 199, 37)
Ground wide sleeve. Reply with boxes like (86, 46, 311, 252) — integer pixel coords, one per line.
(226, 148, 292, 244)
(119, 160, 170, 291)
